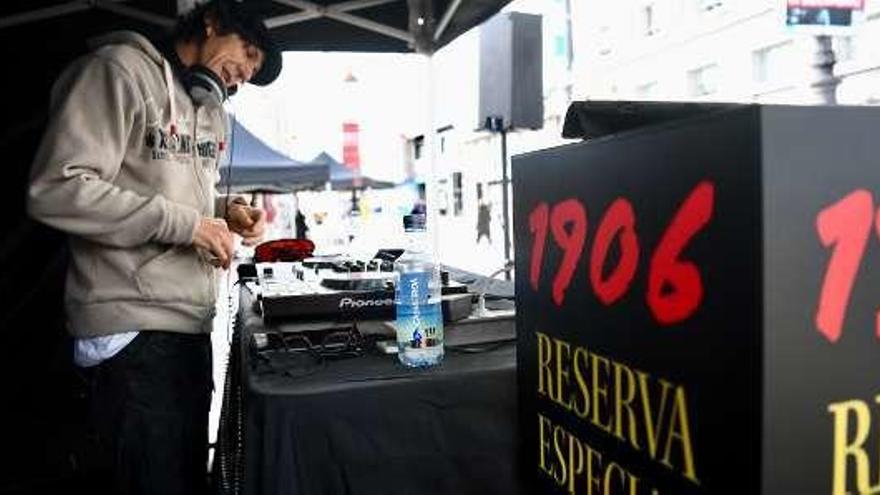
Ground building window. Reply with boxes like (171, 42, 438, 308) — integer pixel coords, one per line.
(553, 35, 567, 58)
(752, 41, 793, 84)
(865, 0, 880, 20)
(641, 3, 659, 36)
(698, 0, 724, 12)
(452, 172, 463, 216)
(636, 81, 658, 98)
(833, 36, 856, 62)
(413, 136, 424, 160)
(597, 25, 612, 56)
(437, 178, 449, 216)
(688, 64, 719, 97)
(437, 125, 453, 156)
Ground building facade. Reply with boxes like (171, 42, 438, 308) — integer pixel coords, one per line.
(572, 0, 880, 105)
(414, 0, 880, 274)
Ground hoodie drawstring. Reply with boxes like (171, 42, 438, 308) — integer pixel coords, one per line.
(163, 59, 178, 136)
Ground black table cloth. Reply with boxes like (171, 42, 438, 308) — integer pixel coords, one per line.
(216, 285, 521, 495)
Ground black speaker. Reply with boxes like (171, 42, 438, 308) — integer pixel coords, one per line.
(562, 100, 741, 139)
(478, 12, 543, 131)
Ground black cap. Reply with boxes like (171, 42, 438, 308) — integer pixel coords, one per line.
(216, 0, 282, 86)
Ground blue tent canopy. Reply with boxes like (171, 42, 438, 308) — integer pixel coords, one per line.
(309, 151, 395, 190)
(218, 120, 329, 193)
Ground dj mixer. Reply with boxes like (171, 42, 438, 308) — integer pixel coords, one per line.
(249, 256, 470, 324)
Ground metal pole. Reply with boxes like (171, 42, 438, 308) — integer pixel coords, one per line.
(563, 0, 574, 103)
(810, 34, 838, 105)
(500, 126, 511, 281)
(424, 54, 441, 256)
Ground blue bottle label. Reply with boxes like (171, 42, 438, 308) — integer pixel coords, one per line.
(396, 272, 442, 349)
(399, 271, 430, 306)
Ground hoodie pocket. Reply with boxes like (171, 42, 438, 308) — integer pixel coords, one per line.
(135, 246, 211, 306)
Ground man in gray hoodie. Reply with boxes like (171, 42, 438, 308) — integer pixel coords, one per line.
(27, 1, 281, 493)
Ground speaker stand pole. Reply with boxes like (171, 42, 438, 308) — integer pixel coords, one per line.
(500, 125, 511, 281)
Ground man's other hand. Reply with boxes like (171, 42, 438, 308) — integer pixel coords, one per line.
(227, 203, 266, 246)
(192, 217, 234, 269)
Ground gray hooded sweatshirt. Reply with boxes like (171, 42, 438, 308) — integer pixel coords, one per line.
(28, 31, 231, 338)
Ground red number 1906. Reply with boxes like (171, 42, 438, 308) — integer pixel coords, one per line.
(815, 189, 880, 343)
(527, 181, 715, 326)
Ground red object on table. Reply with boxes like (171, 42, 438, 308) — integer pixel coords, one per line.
(254, 238, 315, 262)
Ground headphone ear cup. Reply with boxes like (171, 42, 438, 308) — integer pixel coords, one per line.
(187, 66, 227, 106)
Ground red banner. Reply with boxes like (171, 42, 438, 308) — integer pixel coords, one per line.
(342, 122, 360, 169)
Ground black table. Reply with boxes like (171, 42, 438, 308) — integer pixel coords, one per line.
(216, 285, 521, 495)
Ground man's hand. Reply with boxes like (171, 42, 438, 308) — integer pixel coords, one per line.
(227, 203, 266, 247)
(192, 217, 234, 269)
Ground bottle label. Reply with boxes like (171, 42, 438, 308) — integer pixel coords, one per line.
(396, 272, 443, 349)
(400, 271, 429, 305)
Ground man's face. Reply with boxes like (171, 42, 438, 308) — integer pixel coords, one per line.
(199, 19, 265, 89)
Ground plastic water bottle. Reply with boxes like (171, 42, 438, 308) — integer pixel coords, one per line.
(394, 214, 444, 367)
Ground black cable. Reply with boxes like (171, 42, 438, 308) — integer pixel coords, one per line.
(225, 105, 238, 346)
(223, 105, 237, 222)
(217, 103, 241, 494)
(216, 324, 242, 495)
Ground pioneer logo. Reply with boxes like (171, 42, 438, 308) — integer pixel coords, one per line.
(339, 297, 394, 309)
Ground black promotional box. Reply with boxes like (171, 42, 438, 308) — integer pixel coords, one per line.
(513, 103, 880, 494)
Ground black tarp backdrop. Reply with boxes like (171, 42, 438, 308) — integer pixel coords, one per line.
(218, 119, 329, 193)
(0, 1, 511, 492)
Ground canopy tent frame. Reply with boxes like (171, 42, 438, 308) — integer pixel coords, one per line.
(0, 0, 472, 54)
(0, 1, 174, 30)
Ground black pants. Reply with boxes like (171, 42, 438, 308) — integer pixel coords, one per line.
(87, 331, 213, 495)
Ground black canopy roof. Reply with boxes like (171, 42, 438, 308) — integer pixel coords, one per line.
(310, 151, 395, 190)
(218, 119, 329, 193)
(1, 0, 514, 148)
(0, 0, 512, 54)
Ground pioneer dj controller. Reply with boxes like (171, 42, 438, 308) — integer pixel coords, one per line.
(249, 256, 469, 324)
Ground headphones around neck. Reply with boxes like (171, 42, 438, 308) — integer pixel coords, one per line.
(184, 64, 231, 107)
(159, 38, 238, 108)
